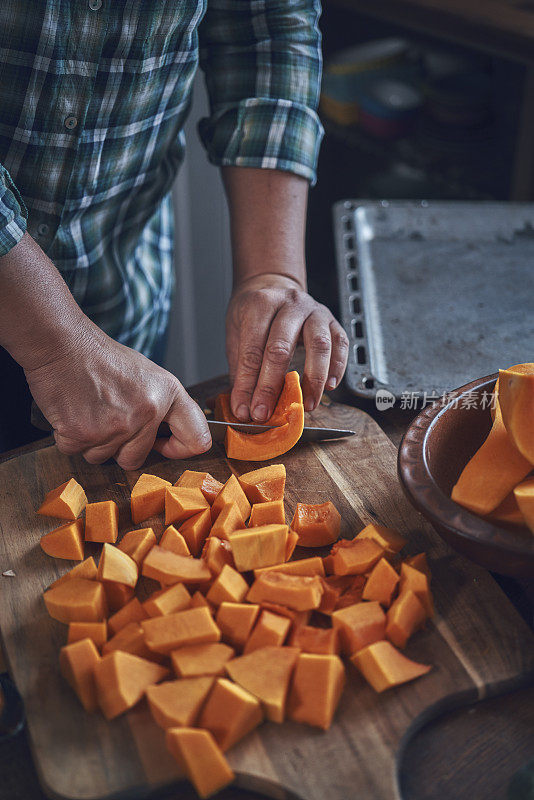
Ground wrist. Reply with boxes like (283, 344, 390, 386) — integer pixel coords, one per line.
(233, 270, 307, 294)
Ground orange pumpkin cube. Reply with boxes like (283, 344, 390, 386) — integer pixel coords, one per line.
(103, 582, 134, 612)
(351, 640, 432, 692)
(94, 650, 168, 719)
(334, 576, 366, 610)
(201, 536, 234, 575)
(117, 528, 156, 566)
(399, 563, 434, 617)
(243, 610, 290, 653)
(206, 565, 249, 606)
(225, 645, 300, 722)
(108, 597, 148, 636)
(165, 728, 235, 800)
(84, 500, 119, 544)
(159, 525, 191, 557)
(38, 478, 87, 520)
(330, 538, 384, 576)
(147, 677, 215, 728)
(287, 653, 345, 729)
(355, 523, 407, 554)
(331, 601, 386, 655)
(285, 529, 299, 560)
(143, 583, 191, 617)
(190, 591, 214, 612)
(142, 545, 211, 585)
(362, 557, 399, 607)
(198, 677, 263, 752)
(40, 519, 84, 561)
(102, 622, 159, 662)
(249, 500, 285, 527)
(97, 543, 138, 588)
(289, 625, 340, 655)
(141, 606, 221, 654)
(165, 487, 209, 526)
(404, 552, 432, 582)
(171, 643, 235, 678)
(209, 502, 245, 541)
(44, 577, 108, 623)
(386, 589, 427, 649)
(175, 470, 224, 505)
(291, 502, 341, 547)
(67, 621, 107, 650)
(211, 474, 251, 522)
(259, 602, 311, 629)
(179, 508, 212, 556)
(247, 571, 323, 611)
(237, 464, 286, 504)
(59, 638, 100, 712)
(227, 524, 289, 572)
(130, 473, 172, 524)
(215, 602, 261, 650)
(253, 556, 325, 580)
(49, 556, 97, 589)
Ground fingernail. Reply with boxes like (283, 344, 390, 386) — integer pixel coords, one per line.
(326, 378, 337, 390)
(304, 398, 314, 412)
(252, 404, 268, 422)
(236, 404, 249, 420)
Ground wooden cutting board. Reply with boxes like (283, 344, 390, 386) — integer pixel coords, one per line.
(0, 401, 533, 800)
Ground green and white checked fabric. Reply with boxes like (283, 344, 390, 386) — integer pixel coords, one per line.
(0, 0, 323, 357)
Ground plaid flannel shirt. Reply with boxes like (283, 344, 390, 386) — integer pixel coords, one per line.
(0, 0, 323, 357)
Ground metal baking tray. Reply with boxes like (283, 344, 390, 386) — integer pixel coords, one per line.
(334, 199, 534, 401)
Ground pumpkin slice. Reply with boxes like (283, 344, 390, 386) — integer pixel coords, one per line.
(142, 546, 211, 585)
(40, 519, 84, 561)
(226, 402, 304, 462)
(171, 643, 235, 678)
(143, 584, 191, 618)
(253, 556, 325, 580)
(179, 508, 212, 556)
(386, 589, 427, 649)
(513, 476, 534, 534)
(165, 487, 209, 526)
(159, 525, 192, 557)
(97, 544, 138, 588)
(228, 524, 289, 572)
(44, 578, 108, 623)
(249, 500, 285, 527)
(209, 502, 245, 541)
(498, 367, 534, 464)
(130, 473, 172, 524)
(117, 528, 156, 566)
(243, 610, 291, 653)
(247, 571, 323, 611)
(38, 478, 87, 520)
(85, 500, 119, 544)
(237, 464, 286, 504)
(102, 622, 160, 662)
(198, 677, 263, 752)
(206, 565, 249, 606)
(211, 474, 251, 522)
(215, 602, 261, 651)
(330, 538, 385, 576)
(59, 638, 101, 712)
(49, 556, 97, 589)
(95, 650, 168, 719)
(361, 557, 399, 607)
(451, 402, 532, 515)
(141, 607, 221, 654)
(289, 625, 340, 656)
(175, 470, 224, 505)
(354, 523, 407, 554)
(165, 728, 235, 800)
(67, 621, 108, 649)
(291, 502, 341, 547)
(226, 645, 300, 722)
(287, 653, 345, 729)
(351, 640, 431, 692)
(108, 597, 149, 636)
(146, 677, 215, 728)
(331, 601, 386, 656)
(103, 582, 134, 612)
(201, 536, 234, 575)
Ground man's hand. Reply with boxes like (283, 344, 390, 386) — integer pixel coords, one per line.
(226, 273, 349, 422)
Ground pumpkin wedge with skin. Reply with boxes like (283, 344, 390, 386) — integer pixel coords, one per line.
(513, 476, 534, 534)
(165, 727, 235, 800)
(171, 643, 235, 678)
(179, 508, 211, 556)
(175, 470, 224, 505)
(215, 603, 260, 650)
(248, 500, 285, 527)
(130, 474, 172, 524)
(226, 645, 300, 722)
(141, 607, 221, 654)
(40, 519, 84, 561)
(85, 500, 119, 544)
(117, 528, 156, 566)
(226, 402, 304, 462)
(44, 578, 108, 623)
(198, 677, 263, 752)
(146, 677, 215, 729)
(451, 402, 532, 515)
(331, 601, 386, 655)
(498, 367, 534, 464)
(291, 502, 341, 547)
(67, 621, 108, 649)
(159, 525, 191, 557)
(351, 640, 431, 692)
(237, 464, 286, 504)
(59, 638, 101, 712)
(97, 544, 138, 588)
(143, 584, 191, 618)
(108, 597, 148, 636)
(94, 650, 168, 719)
(49, 557, 97, 589)
(243, 610, 291, 653)
(386, 589, 427, 649)
(38, 478, 87, 520)
(287, 653, 346, 729)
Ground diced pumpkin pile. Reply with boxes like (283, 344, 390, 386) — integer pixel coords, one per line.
(451, 362, 534, 533)
(38, 464, 433, 799)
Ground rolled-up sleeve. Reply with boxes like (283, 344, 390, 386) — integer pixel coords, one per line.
(198, 0, 324, 184)
(0, 165, 27, 258)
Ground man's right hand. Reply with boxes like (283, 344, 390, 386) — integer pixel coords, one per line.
(0, 233, 211, 469)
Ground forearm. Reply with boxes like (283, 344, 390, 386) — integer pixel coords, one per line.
(222, 167, 308, 291)
(0, 233, 86, 371)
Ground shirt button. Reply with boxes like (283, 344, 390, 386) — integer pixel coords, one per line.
(37, 223, 49, 236)
(64, 115, 78, 130)
(88, 0, 102, 9)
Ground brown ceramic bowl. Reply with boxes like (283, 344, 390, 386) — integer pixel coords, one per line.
(398, 373, 534, 578)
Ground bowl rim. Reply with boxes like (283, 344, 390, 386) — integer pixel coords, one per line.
(398, 372, 534, 558)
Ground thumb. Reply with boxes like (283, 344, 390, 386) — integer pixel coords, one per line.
(153, 390, 212, 460)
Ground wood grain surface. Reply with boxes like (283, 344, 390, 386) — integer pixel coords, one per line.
(0, 400, 533, 800)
